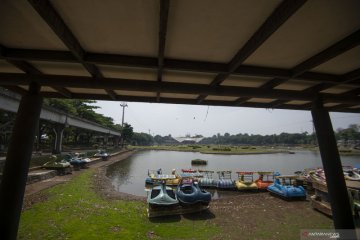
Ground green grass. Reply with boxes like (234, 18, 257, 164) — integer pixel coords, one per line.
(18, 170, 219, 240)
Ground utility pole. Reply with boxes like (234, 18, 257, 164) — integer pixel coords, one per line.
(120, 102, 128, 148)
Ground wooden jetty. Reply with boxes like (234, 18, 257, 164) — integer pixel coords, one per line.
(310, 179, 360, 217)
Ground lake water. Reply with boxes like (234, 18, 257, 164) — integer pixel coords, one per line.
(106, 150, 360, 198)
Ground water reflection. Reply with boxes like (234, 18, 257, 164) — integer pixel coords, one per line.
(106, 150, 360, 198)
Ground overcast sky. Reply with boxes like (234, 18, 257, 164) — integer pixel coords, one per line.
(93, 101, 360, 137)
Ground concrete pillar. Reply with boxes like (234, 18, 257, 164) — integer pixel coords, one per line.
(114, 136, 120, 147)
(0, 82, 43, 240)
(104, 135, 108, 147)
(311, 99, 356, 234)
(52, 124, 65, 154)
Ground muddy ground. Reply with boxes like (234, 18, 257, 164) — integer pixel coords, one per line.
(23, 150, 334, 239)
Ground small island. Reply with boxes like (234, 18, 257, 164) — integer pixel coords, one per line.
(191, 159, 208, 165)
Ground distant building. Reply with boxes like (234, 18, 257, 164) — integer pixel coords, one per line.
(173, 137, 204, 144)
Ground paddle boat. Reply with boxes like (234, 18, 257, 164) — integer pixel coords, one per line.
(63, 153, 88, 169)
(145, 169, 181, 186)
(76, 152, 91, 163)
(145, 169, 160, 185)
(176, 178, 211, 206)
(217, 171, 235, 189)
(267, 174, 306, 200)
(43, 155, 70, 168)
(94, 149, 110, 160)
(344, 170, 360, 181)
(147, 179, 179, 207)
(42, 155, 71, 173)
(235, 172, 258, 191)
(180, 169, 204, 181)
(255, 172, 274, 190)
(309, 169, 326, 184)
(198, 170, 217, 188)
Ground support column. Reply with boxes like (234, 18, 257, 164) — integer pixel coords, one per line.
(35, 120, 40, 152)
(0, 82, 43, 240)
(114, 136, 119, 147)
(311, 99, 355, 231)
(52, 124, 65, 154)
(104, 135, 108, 147)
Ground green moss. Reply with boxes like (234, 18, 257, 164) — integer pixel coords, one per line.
(19, 169, 219, 240)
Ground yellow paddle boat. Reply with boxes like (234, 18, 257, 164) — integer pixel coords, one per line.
(235, 172, 258, 191)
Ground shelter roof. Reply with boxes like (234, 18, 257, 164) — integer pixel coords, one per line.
(0, 0, 359, 112)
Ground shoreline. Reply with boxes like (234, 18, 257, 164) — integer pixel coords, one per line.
(23, 149, 138, 207)
(132, 147, 288, 155)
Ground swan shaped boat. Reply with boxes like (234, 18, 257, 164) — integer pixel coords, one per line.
(176, 179, 211, 206)
(147, 180, 178, 207)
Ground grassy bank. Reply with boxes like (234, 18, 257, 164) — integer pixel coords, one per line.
(131, 145, 360, 156)
(18, 169, 219, 240)
(129, 145, 286, 155)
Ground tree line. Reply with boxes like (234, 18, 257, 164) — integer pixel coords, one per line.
(138, 124, 360, 146)
(1, 99, 359, 148)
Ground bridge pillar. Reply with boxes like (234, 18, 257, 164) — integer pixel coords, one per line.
(311, 99, 356, 235)
(0, 82, 43, 240)
(114, 136, 120, 147)
(52, 124, 65, 154)
(104, 135, 109, 147)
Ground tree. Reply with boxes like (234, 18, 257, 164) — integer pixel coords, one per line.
(121, 123, 134, 143)
(132, 132, 154, 146)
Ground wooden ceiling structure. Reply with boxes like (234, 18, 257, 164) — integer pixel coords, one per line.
(0, 0, 359, 112)
(1, 1, 360, 239)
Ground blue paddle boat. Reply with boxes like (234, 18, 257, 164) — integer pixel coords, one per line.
(267, 174, 306, 200)
(199, 170, 217, 188)
(176, 179, 212, 206)
(147, 180, 179, 207)
(217, 171, 235, 189)
(64, 153, 88, 169)
(94, 149, 110, 160)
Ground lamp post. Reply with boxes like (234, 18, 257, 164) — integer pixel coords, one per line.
(120, 102, 128, 148)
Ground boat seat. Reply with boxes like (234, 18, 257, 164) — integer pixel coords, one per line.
(166, 190, 176, 199)
(150, 189, 161, 198)
(180, 185, 194, 194)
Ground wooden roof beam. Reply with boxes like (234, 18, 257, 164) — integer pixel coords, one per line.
(197, 0, 307, 103)
(213, 0, 307, 85)
(28, 0, 117, 100)
(257, 29, 360, 89)
(37, 92, 360, 114)
(1, 73, 360, 105)
(6, 59, 72, 98)
(2, 47, 347, 83)
(197, 0, 306, 103)
(236, 29, 360, 106)
(269, 67, 360, 108)
(156, 0, 170, 102)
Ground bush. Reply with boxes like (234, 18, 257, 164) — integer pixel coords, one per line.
(212, 147, 231, 151)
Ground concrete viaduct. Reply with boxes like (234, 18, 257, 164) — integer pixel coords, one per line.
(0, 88, 121, 153)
